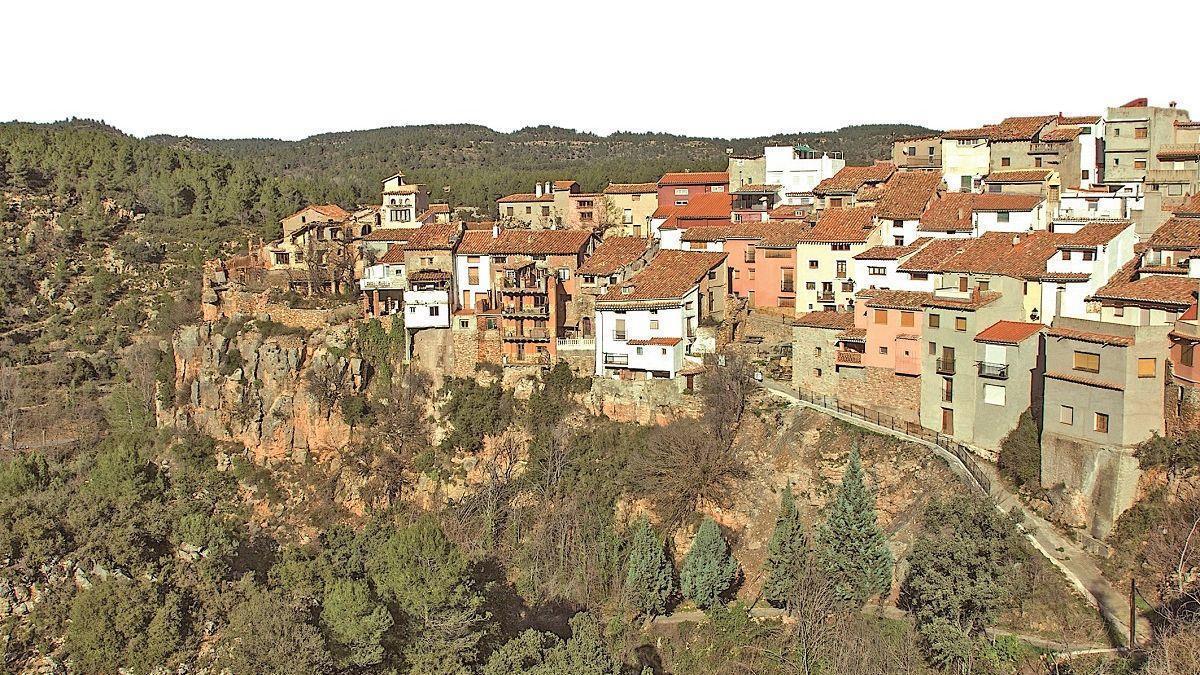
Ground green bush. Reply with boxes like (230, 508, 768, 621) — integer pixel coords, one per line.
(998, 410, 1041, 490)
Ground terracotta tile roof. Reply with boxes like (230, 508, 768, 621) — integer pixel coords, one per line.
(939, 231, 1067, 279)
(287, 204, 350, 222)
(1119, 97, 1148, 108)
(1045, 371, 1124, 391)
(992, 115, 1057, 141)
(1157, 144, 1200, 161)
(465, 220, 497, 230)
(379, 244, 405, 264)
(1182, 303, 1198, 321)
(856, 185, 887, 202)
(404, 222, 462, 250)
(798, 207, 877, 243)
(837, 328, 867, 341)
(864, 290, 932, 310)
(874, 171, 943, 220)
(417, 204, 451, 221)
(596, 250, 726, 303)
(757, 222, 812, 248)
(603, 182, 658, 195)
(898, 238, 972, 272)
(732, 183, 782, 194)
(1090, 266, 1197, 308)
(984, 169, 1053, 183)
(653, 204, 677, 219)
(975, 320, 1043, 345)
(1177, 120, 1200, 130)
(553, 180, 579, 191)
(853, 238, 927, 260)
(657, 171, 729, 186)
(923, 290, 1002, 311)
(409, 269, 451, 282)
(675, 192, 734, 220)
(1059, 221, 1132, 248)
(577, 237, 650, 275)
(628, 337, 683, 346)
(1174, 195, 1200, 217)
(942, 125, 998, 141)
(1148, 217, 1200, 250)
(1041, 127, 1082, 142)
(1046, 327, 1134, 347)
(457, 228, 593, 255)
(769, 204, 810, 220)
(814, 162, 896, 195)
(918, 193, 975, 232)
(969, 193, 1045, 212)
(1137, 265, 1189, 275)
(793, 310, 854, 329)
(363, 228, 414, 241)
(498, 192, 554, 203)
(1059, 115, 1101, 125)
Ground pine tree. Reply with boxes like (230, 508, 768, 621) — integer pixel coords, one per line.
(762, 485, 809, 607)
(818, 449, 893, 605)
(679, 517, 739, 610)
(623, 518, 675, 617)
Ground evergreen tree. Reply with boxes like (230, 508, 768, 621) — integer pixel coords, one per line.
(321, 578, 394, 668)
(623, 518, 675, 617)
(762, 485, 809, 607)
(679, 517, 739, 610)
(817, 449, 893, 605)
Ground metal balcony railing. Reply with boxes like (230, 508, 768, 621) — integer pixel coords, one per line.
(976, 361, 1009, 379)
(817, 292, 835, 302)
(603, 353, 629, 366)
(936, 358, 956, 375)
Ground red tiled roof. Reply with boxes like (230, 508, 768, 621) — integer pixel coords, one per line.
(975, 320, 1043, 345)
(992, 115, 1057, 142)
(417, 203, 451, 221)
(814, 162, 896, 194)
(498, 192, 554, 203)
(1182, 303, 1198, 321)
(984, 169, 1053, 183)
(918, 193, 975, 232)
(379, 244, 405, 264)
(286, 204, 350, 222)
(409, 269, 451, 282)
(898, 238, 972, 272)
(853, 238, 928, 261)
(1090, 267, 1197, 307)
(1041, 127, 1082, 142)
(1174, 195, 1200, 217)
(603, 182, 658, 195)
(627, 337, 683, 346)
(1059, 221, 1132, 248)
(1059, 115, 1101, 125)
(1148, 217, 1200, 250)
(657, 171, 729, 186)
(675, 192, 734, 219)
(1157, 144, 1200, 161)
(864, 290, 932, 310)
(363, 228, 414, 241)
(1045, 371, 1124, 391)
(457, 228, 593, 255)
(404, 222, 462, 250)
(874, 171, 943, 220)
(970, 193, 1045, 212)
(939, 231, 1068, 279)
(1046, 327, 1133, 347)
(577, 236, 650, 275)
(1120, 97, 1149, 108)
(757, 222, 812, 248)
(553, 180, 579, 191)
(837, 328, 867, 341)
(923, 291, 1002, 311)
(798, 207, 877, 243)
(732, 183, 782, 194)
(768, 204, 810, 220)
(596, 250, 726, 303)
(793, 311, 854, 329)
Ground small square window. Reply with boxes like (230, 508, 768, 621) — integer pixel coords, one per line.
(1094, 412, 1109, 433)
(1138, 358, 1156, 378)
(928, 313, 940, 328)
(1060, 405, 1074, 425)
(954, 317, 967, 332)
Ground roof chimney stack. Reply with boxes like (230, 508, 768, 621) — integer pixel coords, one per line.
(535, 183, 543, 197)
(1012, 234, 1021, 246)
(492, 224, 500, 239)
(546, 181, 552, 195)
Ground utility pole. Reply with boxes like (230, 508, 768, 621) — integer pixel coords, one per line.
(1129, 578, 1137, 648)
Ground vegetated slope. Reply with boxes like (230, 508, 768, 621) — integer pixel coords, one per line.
(148, 122, 938, 213)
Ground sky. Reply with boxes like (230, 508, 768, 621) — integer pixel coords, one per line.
(6, 0, 1198, 141)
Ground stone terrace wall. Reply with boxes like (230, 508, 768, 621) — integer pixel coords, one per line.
(835, 366, 920, 425)
(1165, 375, 1200, 436)
(586, 377, 703, 425)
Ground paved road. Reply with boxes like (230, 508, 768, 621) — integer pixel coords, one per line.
(759, 379, 1145, 646)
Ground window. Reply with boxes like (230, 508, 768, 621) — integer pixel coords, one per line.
(675, 200, 687, 206)
(829, 197, 844, 207)
(879, 346, 888, 355)
(712, 185, 724, 193)
(805, 282, 816, 290)
(1183, 343, 1195, 367)
(614, 318, 626, 340)
(1073, 351, 1100, 373)
(1060, 405, 1074, 425)
(960, 175, 972, 190)
(989, 183, 1003, 193)
(1001, 157, 1011, 167)
(675, 188, 689, 196)
(429, 306, 440, 316)
(707, 270, 717, 281)
(631, 194, 640, 201)
(459, 319, 470, 329)
(831, 243, 851, 251)
(1034, 157, 1043, 168)
(958, 277, 968, 292)
(892, 219, 903, 228)
(781, 268, 794, 293)
(1134, 158, 1147, 170)
(1135, 127, 1148, 139)
(836, 261, 847, 278)
(1082, 250, 1095, 261)
(636, 347, 644, 355)
(873, 309, 888, 325)
(467, 267, 479, 285)
(978, 280, 990, 291)
(1081, 126, 1091, 135)
(1082, 169, 1090, 180)
(486, 318, 497, 330)
(1114, 128, 1121, 137)
(1094, 412, 1110, 433)
(942, 377, 953, 403)
(749, 268, 756, 280)
(997, 211, 1010, 223)
(983, 383, 1006, 406)
(649, 320, 659, 330)
(1169, 184, 1184, 196)
(811, 367, 824, 378)
(868, 266, 885, 276)
(814, 347, 822, 357)
(579, 200, 593, 208)
(954, 317, 967, 332)
(1113, 306, 1124, 317)
(541, 206, 551, 216)
(928, 314, 940, 328)
(928, 341, 937, 356)
(580, 211, 593, 221)
(809, 260, 819, 269)
(526, 206, 532, 215)
(623, 208, 633, 224)
(901, 311, 915, 327)
(1138, 358, 1157, 378)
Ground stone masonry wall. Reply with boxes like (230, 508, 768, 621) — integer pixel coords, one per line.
(835, 366, 920, 425)
(1165, 376, 1200, 437)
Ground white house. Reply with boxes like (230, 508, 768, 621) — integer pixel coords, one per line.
(1040, 221, 1136, 323)
(593, 250, 726, 380)
(1055, 188, 1131, 223)
(971, 194, 1047, 234)
(764, 145, 846, 206)
(941, 129, 992, 191)
(380, 172, 430, 229)
(359, 244, 407, 316)
(404, 271, 452, 329)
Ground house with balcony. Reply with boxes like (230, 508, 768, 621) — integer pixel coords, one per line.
(380, 172, 430, 229)
(942, 126, 995, 192)
(852, 238, 940, 292)
(495, 260, 566, 368)
(812, 162, 896, 211)
(1040, 220, 1136, 323)
(795, 207, 881, 312)
(1142, 119, 1200, 234)
(968, 320, 1045, 452)
(360, 244, 407, 316)
(678, 222, 808, 312)
(576, 236, 654, 338)
(1054, 187, 1133, 227)
(731, 184, 782, 222)
(1040, 317, 1173, 539)
(727, 153, 766, 192)
(873, 170, 943, 246)
(656, 172, 729, 211)
(855, 289, 930, 378)
(763, 145, 846, 206)
(892, 134, 941, 171)
(400, 222, 464, 333)
(600, 183, 659, 237)
(594, 250, 727, 381)
(1103, 98, 1191, 190)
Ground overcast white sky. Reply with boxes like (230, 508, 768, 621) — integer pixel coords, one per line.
(6, 0, 1198, 141)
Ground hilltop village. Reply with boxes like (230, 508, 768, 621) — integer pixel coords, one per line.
(204, 97, 1200, 546)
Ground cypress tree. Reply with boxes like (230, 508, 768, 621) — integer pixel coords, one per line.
(624, 518, 675, 617)
(762, 485, 809, 607)
(818, 449, 893, 605)
(679, 517, 739, 610)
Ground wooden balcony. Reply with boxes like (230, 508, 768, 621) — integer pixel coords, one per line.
(835, 350, 863, 366)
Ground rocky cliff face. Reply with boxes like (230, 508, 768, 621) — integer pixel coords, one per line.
(161, 320, 365, 463)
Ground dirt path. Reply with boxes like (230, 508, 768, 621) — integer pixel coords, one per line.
(759, 379, 1144, 646)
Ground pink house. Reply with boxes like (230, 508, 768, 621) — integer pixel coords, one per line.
(657, 171, 730, 210)
(856, 289, 930, 375)
(678, 221, 807, 312)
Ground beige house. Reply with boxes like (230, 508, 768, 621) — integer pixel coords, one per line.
(268, 203, 352, 270)
(1142, 119, 1200, 234)
(727, 153, 767, 190)
(380, 172, 430, 229)
(892, 134, 941, 170)
(498, 180, 585, 229)
(1104, 98, 1191, 186)
(795, 207, 882, 312)
(599, 183, 659, 237)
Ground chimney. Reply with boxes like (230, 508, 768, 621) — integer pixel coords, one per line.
(491, 224, 500, 239)
(546, 181, 552, 194)
(535, 183, 543, 197)
(972, 286, 981, 301)
(1012, 234, 1021, 246)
